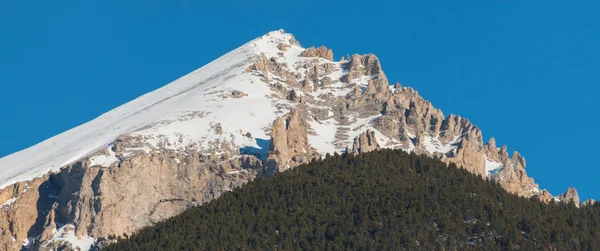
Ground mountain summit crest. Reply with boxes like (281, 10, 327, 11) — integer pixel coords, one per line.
(0, 30, 579, 250)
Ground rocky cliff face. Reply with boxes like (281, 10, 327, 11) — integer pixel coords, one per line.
(352, 130, 380, 155)
(0, 30, 583, 250)
(266, 108, 318, 174)
(299, 46, 333, 61)
(1, 138, 263, 251)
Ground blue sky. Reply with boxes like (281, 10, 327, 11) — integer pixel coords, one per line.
(1, 1, 599, 199)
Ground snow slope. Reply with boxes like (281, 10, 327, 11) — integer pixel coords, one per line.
(0, 31, 297, 190)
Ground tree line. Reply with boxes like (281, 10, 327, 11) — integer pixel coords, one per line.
(105, 149, 600, 250)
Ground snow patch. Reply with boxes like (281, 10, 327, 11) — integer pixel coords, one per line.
(372, 129, 389, 146)
(89, 144, 119, 167)
(422, 135, 461, 154)
(485, 157, 503, 177)
(123, 146, 152, 156)
(308, 118, 338, 154)
(22, 237, 33, 249)
(1, 197, 17, 208)
(48, 224, 95, 251)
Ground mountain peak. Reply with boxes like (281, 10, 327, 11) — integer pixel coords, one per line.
(0, 30, 583, 250)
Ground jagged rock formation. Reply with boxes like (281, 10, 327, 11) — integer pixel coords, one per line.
(342, 54, 385, 83)
(0, 30, 584, 250)
(1, 140, 263, 251)
(266, 109, 317, 174)
(299, 46, 333, 60)
(555, 187, 580, 205)
(352, 129, 380, 155)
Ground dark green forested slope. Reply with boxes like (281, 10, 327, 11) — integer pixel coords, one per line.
(105, 150, 600, 250)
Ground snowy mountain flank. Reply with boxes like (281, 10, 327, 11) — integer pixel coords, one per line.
(0, 30, 582, 250)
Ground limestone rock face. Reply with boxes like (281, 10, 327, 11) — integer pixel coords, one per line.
(483, 137, 544, 198)
(267, 109, 317, 173)
(299, 46, 333, 60)
(342, 54, 385, 83)
(0, 139, 264, 250)
(352, 130, 380, 155)
(484, 137, 499, 160)
(378, 86, 444, 139)
(0, 178, 45, 251)
(438, 116, 485, 176)
(556, 187, 580, 205)
(368, 85, 488, 176)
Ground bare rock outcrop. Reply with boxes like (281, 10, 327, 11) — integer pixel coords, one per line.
(277, 43, 289, 51)
(379, 87, 444, 138)
(494, 160, 537, 197)
(245, 55, 297, 84)
(299, 46, 333, 60)
(301, 65, 315, 91)
(484, 138, 544, 198)
(0, 178, 46, 251)
(556, 187, 580, 205)
(352, 129, 380, 155)
(231, 90, 247, 98)
(0, 140, 265, 250)
(266, 109, 317, 173)
(483, 139, 502, 161)
(440, 116, 486, 177)
(373, 86, 487, 177)
(341, 54, 385, 83)
(363, 79, 391, 101)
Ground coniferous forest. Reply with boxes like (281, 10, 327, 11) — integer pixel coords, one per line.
(104, 149, 600, 250)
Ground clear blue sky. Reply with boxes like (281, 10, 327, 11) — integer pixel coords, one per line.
(1, 1, 599, 200)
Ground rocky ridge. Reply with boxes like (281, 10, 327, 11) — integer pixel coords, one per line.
(0, 30, 583, 250)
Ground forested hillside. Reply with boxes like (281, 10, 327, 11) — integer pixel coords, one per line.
(105, 150, 600, 250)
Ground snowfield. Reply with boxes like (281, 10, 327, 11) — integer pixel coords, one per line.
(0, 31, 289, 190)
